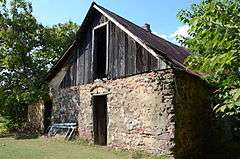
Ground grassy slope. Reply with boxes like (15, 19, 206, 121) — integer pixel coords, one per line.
(0, 137, 166, 159)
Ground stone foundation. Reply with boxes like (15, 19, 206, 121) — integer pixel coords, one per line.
(49, 69, 211, 157)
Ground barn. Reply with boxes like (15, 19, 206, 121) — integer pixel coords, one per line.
(46, 2, 212, 158)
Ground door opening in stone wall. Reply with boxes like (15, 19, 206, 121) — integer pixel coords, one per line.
(92, 95, 107, 145)
(43, 99, 53, 133)
(93, 23, 108, 80)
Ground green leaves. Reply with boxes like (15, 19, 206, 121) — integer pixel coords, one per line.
(0, 0, 78, 130)
(37, 21, 78, 67)
(214, 88, 240, 116)
(178, 0, 240, 118)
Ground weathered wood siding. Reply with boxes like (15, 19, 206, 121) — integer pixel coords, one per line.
(60, 11, 108, 88)
(59, 14, 170, 88)
(107, 22, 170, 79)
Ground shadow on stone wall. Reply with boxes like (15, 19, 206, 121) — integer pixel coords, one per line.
(173, 71, 213, 159)
(173, 70, 240, 159)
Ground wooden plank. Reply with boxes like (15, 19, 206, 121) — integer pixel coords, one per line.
(85, 31, 92, 83)
(79, 51, 85, 84)
(93, 22, 108, 30)
(147, 49, 151, 72)
(68, 55, 72, 86)
(142, 48, 149, 72)
(136, 43, 143, 73)
(59, 77, 64, 88)
(92, 30, 97, 80)
(99, 15, 104, 24)
(115, 26, 120, 78)
(65, 68, 71, 88)
(70, 64, 74, 86)
(65, 69, 68, 88)
(150, 54, 158, 70)
(84, 44, 89, 84)
(99, 14, 107, 24)
(106, 22, 109, 78)
(94, 12, 101, 26)
(118, 28, 125, 77)
(76, 48, 80, 85)
(90, 23, 95, 82)
(88, 31, 93, 83)
(72, 50, 77, 86)
(112, 24, 117, 79)
(64, 69, 70, 88)
(65, 52, 73, 87)
(108, 22, 114, 79)
(124, 34, 128, 76)
(103, 16, 108, 22)
(63, 71, 67, 88)
(132, 40, 137, 75)
(126, 36, 131, 75)
(127, 35, 136, 75)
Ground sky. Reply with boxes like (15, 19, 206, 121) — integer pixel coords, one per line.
(29, 0, 200, 43)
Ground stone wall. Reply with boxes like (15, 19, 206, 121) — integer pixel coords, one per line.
(51, 88, 80, 123)
(28, 101, 44, 132)
(174, 70, 212, 158)
(49, 69, 212, 157)
(50, 69, 176, 155)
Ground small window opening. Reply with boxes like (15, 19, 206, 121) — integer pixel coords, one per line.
(94, 25, 107, 79)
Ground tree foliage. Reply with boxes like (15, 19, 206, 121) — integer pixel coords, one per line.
(0, 0, 78, 130)
(177, 0, 240, 117)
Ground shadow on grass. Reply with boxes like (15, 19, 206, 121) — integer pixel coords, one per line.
(14, 133, 40, 140)
(0, 133, 14, 138)
(0, 132, 40, 140)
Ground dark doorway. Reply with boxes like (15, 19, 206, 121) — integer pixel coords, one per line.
(93, 25, 107, 79)
(92, 95, 107, 145)
(43, 100, 53, 133)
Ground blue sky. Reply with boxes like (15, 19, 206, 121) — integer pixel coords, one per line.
(29, 0, 200, 42)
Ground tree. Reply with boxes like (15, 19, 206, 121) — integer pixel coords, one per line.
(37, 21, 79, 68)
(0, 0, 78, 130)
(177, 0, 240, 118)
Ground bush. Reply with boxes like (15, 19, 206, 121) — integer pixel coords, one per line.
(0, 116, 8, 135)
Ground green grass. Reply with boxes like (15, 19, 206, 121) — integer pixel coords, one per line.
(0, 137, 167, 159)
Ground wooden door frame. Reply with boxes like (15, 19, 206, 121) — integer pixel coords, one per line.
(91, 94, 108, 145)
(91, 22, 109, 79)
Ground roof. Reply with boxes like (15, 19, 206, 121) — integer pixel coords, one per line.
(94, 3, 190, 68)
(47, 2, 191, 81)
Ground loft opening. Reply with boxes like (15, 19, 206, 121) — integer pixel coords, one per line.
(93, 22, 108, 80)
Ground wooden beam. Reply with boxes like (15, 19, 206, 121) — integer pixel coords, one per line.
(93, 21, 108, 30)
(92, 22, 109, 80)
